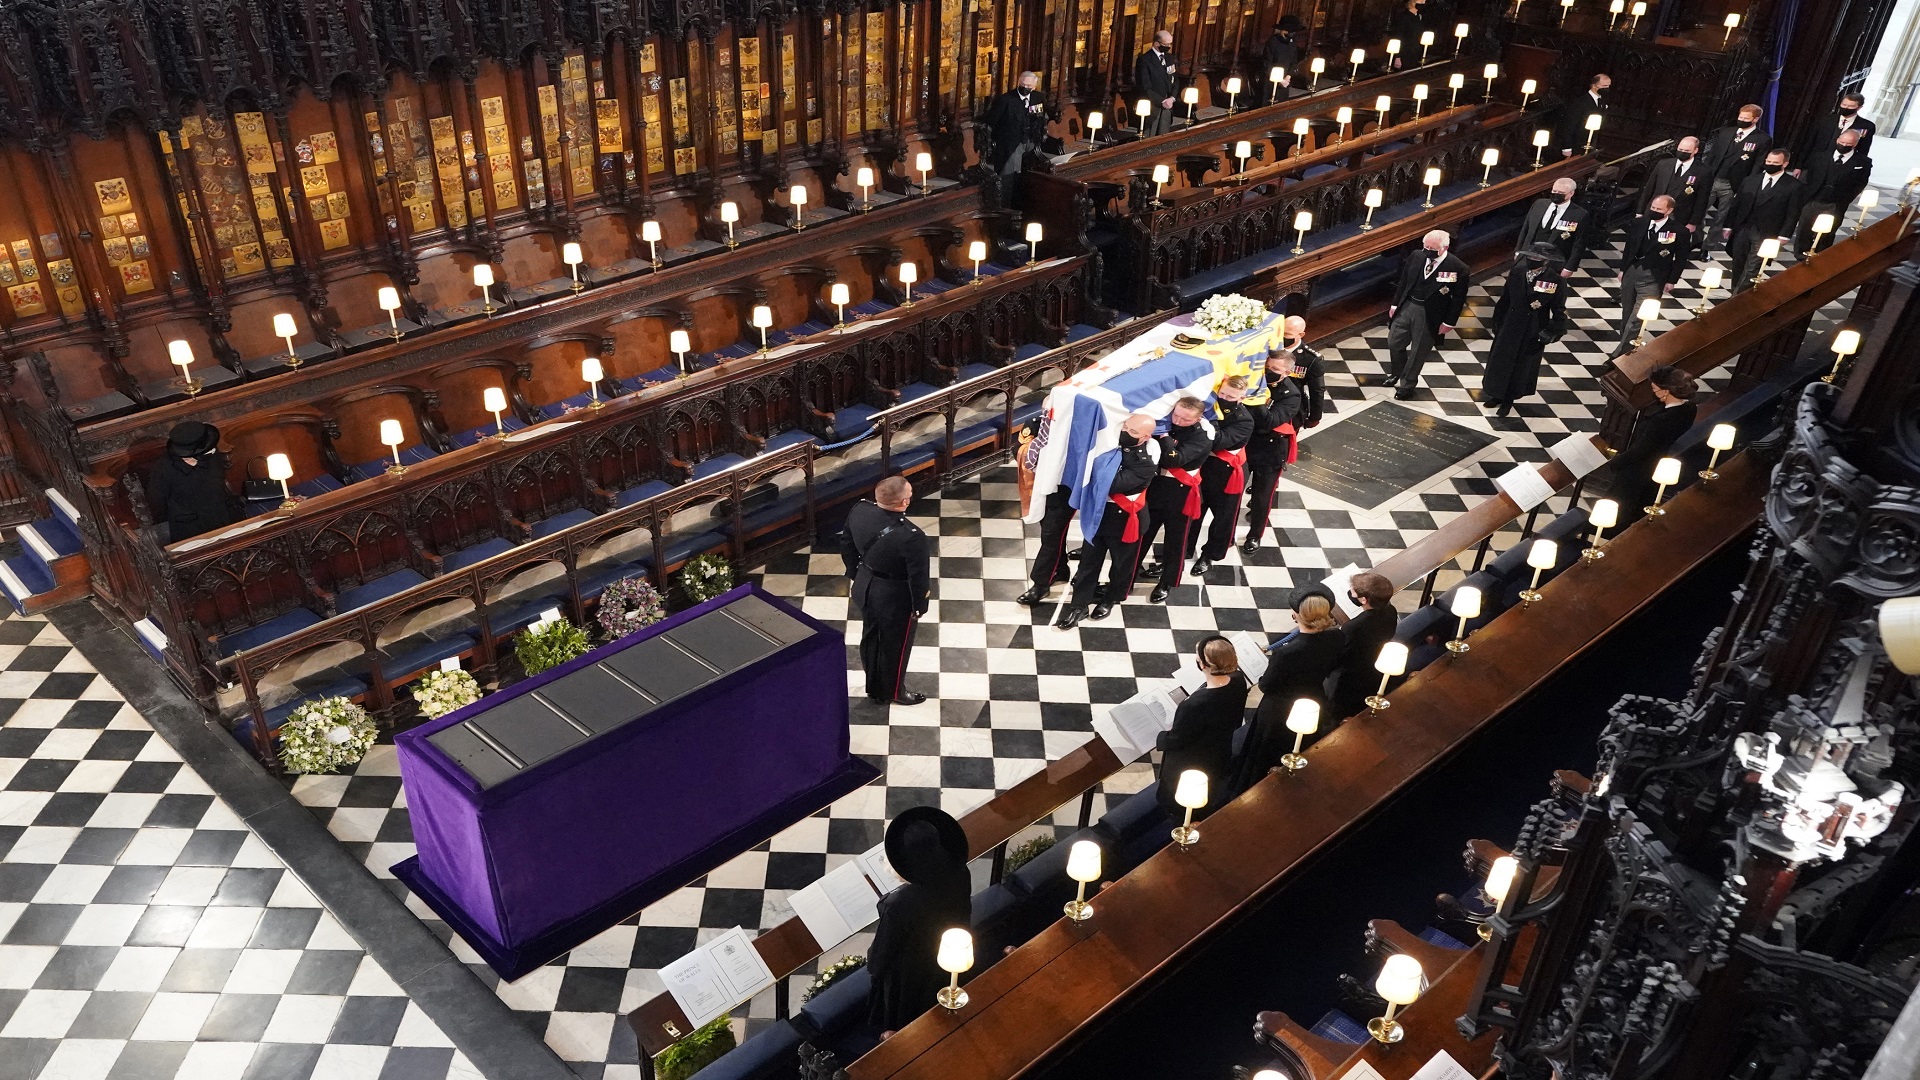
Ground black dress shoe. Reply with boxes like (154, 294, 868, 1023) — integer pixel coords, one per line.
(1139, 561, 1164, 578)
(1056, 605, 1086, 630)
(1016, 584, 1049, 605)
(1190, 558, 1213, 577)
(1496, 402, 1513, 418)
(1064, 548, 1083, 560)
(892, 690, 927, 706)
(1149, 585, 1171, 604)
(1241, 538, 1260, 556)
(1394, 386, 1416, 400)
(1380, 374, 1400, 387)
(1088, 603, 1113, 621)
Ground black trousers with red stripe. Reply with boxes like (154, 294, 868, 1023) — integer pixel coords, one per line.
(856, 579, 918, 700)
(1070, 513, 1141, 607)
(1136, 478, 1200, 589)
(1243, 463, 1286, 544)
(1027, 485, 1076, 590)
(1190, 459, 1246, 562)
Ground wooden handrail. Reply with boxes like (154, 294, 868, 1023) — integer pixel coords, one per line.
(844, 454, 1769, 1080)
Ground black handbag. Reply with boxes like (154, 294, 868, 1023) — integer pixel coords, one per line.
(242, 456, 279, 502)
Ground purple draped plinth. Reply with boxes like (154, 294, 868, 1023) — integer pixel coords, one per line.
(392, 584, 875, 979)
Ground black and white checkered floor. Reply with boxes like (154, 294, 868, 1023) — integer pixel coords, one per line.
(4, 226, 1856, 1077)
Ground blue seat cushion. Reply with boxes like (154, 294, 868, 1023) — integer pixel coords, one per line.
(348, 444, 437, 482)
(1301, 163, 1339, 180)
(952, 419, 1002, 452)
(1002, 401, 1044, 430)
(888, 443, 938, 473)
(691, 453, 749, 480)
(1095, 785, 1168, 848)
(897, 382, 940, 403)
(1419, 926, 1472, 950)
(440, 536, 513, 573)
(212, 607, 322, 657)
(1066, 323, 1103, 343)
(831, 404, 879, 441)
(531, 507, 595, 539)
(491, 595, 567, 637)
(338, 568, 428, 613)
(1310, 1009, 1370, 1045)
(1012, 342, 1049, 362)
(662, 530, 726, 568)
(957, 362, 998, 382)
(448, 417, 528, 448)
(764, 429, 821, 452)
(255, 674, 373, 732)
(290, 473, 344, 500)
(536, 392, 597, 419)
(617, 479, 674, 507)
(796, 965, 871, 1040)
(578, 562, 647, 601)
(850, 299, 894, 317)
(382, 632, 476, 680)
(729, 493, 805, 539)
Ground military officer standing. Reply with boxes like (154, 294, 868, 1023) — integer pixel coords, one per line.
(1187, 375, 1254, 576)
(1135, 397, 1215, 603)
(1058, 414, 1160, 629)
(843, 476, 932, 705)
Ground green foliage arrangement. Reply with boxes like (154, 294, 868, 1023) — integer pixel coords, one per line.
(514, 616, 590, 676)
(677, 553, 736, 605)
(803, 955, 867, 1003)
(410, 668, 481, 719)
(1002, 832, 1057, 875)
(654, 1015, 737, 1080)
(277, 696, 378, 774)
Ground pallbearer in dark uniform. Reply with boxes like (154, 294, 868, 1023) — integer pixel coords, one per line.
(1482, 242, 1568, 417)
(1017, 482, 1076, 607)
(1277, 315, 1326, 428)
(1187, 375, 1253, 575)
(842, 476, 931, 705)
(1382, 229, 1469, 400)
(1059, 414, 1159, 630)
(1135, 397, 1214, 604)
(1611, 195, 1686, 356)
(1242, 350, 1305, 554)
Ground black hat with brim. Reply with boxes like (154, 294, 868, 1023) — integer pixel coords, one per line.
(1277, 14, 1306, 30)
(884, 805, 969, 885)
(167, 421, 220, 457)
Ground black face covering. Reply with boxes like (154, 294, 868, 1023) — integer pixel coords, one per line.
(1839, 107, 1858, 117)
(1551, 191, 1569, 204)
(1119, 431, 1141, 448)
(1836, 142, 1851, 153)
(1764, 163, 1784, 175)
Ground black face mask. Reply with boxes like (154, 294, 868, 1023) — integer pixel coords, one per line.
(1119, 432, 1142, 448)
(1836, 142, 1851, 153)
(1551, 191, 1569, 204)
(1764, 163, 1784, 175)
(1839, 108, 1857, 117)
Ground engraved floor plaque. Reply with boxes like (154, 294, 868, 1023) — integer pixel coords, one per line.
(1288, 401, 1500, 510)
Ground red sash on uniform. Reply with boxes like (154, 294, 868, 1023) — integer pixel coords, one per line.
(1108, 490, 1148, 543)
(1211, 448, 1247, 494)
(1166, 467, 1204, 517)
(1276, 422, 1299, 464)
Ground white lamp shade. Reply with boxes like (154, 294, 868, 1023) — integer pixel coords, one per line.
(1270, 66, 1286, 81)
(1364, 188, 1384, 208)
(471, 265, 495, 291)
(1450, 585, 1482, 619)
(1482, 148, 1500, 166)
(581, 357, 603, 382)
(1812, 212, 1836, 234)
(1293, 210, 1313, 231)
(1066, 839, 1102, 883)
(1375, 95, 1391, 112)
(1254, 1072, 1285, 1080)
(1484, 63, 1499, 79)
(1590, 498, 1620, 529)
(720, 201, 740, 223)
(1376, 953, 1425, 1005)
(1637, 297, 1660, 320)
(856, 167, 874, 187)
(1423, 167, 1442, 185)
(379, 419, 404, 447)
(1421, 30, 1434, 44)
(1585, 113, 1603, 132)
(1485, 855, 1519, 906)
(642, 220, 662, 242)
(1350, 48, 1365, 63)
(1284, 698, 1320, 735)
(1724, 12, 1741, 26)
(915, 152, 933, 171)
(829, 283, 851, 305)
(1334, 108, 1352, 125)
(1152, 164, 1171, 183)
(1184, 87, 1202, 104)
(1292, 118, 1311, 135)
(1025, 221, 1044, 243)
(1449, 73, 1465, 89)
(1236, 140, 1253, 158)
(265, 453, 294, 481)
(1087, 111, 1105, 130)
(1136, 99, 1153, 117)
(1521, 79, 1537, 94)
(1757, 237, 1781, 260)
(1533, 129, 1551, 147)
(483, 387, 507, 414)
(1174, 769, 1209, 809)
(167, 339, 195, 367)
(752, 305, 773, 328)
(670, 329, 692, 353)
(1387, 38, 1401, 53)
(937, 927, 974, 974)
(1880, 595, 1920, 675)
(898, 262, 917, 284)
(1454, 21, 1470, 35)
(1224, 77, 1243, 94)
(1700, 266, 1724, 289)
(1652, 457, 1683, 486)
(377, 286, 401, 311)
(968, 240, 987, 260)
(562, 242, 582, 265)
(1708, 423, 1737, 451)
(1860, 190, 1880, 208)
(273, 313, 297, 338)
(790, 185, 807, 206)
(1375, 641, 1409, 676)
(1413, 84, 1429, 100)
(1609, 0, 1624, 11)
(1310, 58, 1326, 73)
(1527, 538, 1559, 570)
(1631, 2, 1646, 14)
(1833, 328, 1861, 355)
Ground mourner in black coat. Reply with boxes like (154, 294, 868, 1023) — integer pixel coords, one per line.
(1552, 74, 1611, 157)
(983, 71, 1049, 175)
(1134, 31, 1179, 135)
(865, 807, 972, 1034)
(1797, 91, 1876, 164)
(1483, 243, 1569, 415)
(146, 421, 241, 544)
(1232, 595, 1344, 792)
(1611, 197, 1688, 357)
(1699, 103, 1772, 240)
(1260, 15, 1305, 101)
(1611, 366, 1699, 522)
(1241, 351, 1304, 554)
(1720, 150, 1804, 292)
(1059, 414, 1159, 630)
(1513, 178, 1589, 272)
(843, 477, 933, 705)
(1383, 231, 1470, 398)
(1188, 376, 1255, 571)
(1155, 636, 1249, 819)
(1135, 398, 1213, 602)
(1640, 136, 1710, 247)
(1793, 128, 1872, 256)
(1328, 572, 1401, 719)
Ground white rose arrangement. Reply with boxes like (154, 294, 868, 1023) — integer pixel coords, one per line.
(277, 696, 378, 774)
(1192, 293, 1270, 337)
(411, 668, 482, 719)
